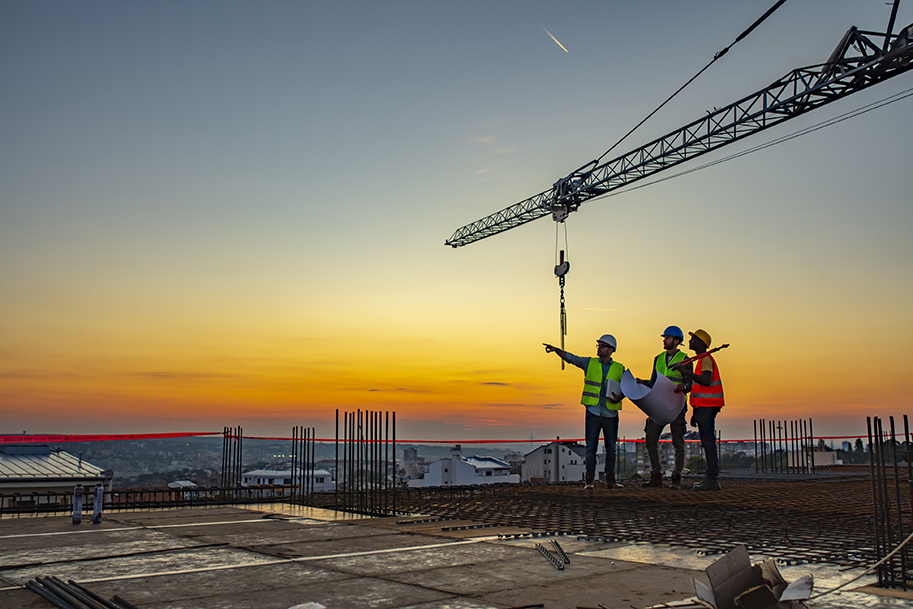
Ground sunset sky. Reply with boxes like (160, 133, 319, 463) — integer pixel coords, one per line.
(2, 1, 912, 445)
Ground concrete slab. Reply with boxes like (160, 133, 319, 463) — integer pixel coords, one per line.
(0, 505, 899, 609)
(480, 563, 703, 609)
(309, 539, 529, 577)
(4, 545, 280, 585)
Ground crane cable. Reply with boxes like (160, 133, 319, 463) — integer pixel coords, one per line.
(591, 86, 913, 202)
(591, 0, 789, 168)
(555, 221, 570, 369)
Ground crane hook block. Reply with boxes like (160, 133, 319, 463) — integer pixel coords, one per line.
(555, 250, 570, 278)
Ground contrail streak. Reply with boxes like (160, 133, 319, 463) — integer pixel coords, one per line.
(541, 26, 568, 53)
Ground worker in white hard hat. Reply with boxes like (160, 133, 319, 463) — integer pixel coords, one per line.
(544, 335, 626, 490)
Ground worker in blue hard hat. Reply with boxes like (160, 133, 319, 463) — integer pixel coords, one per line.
(636, 325, 692, 489)
(544, 334, 626, 490)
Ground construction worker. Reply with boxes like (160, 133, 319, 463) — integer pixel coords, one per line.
(672, 329, 724, 491)
(544, 335, 625, 489)
(637, 326, 692, 489)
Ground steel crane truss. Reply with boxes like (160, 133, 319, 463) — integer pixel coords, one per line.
(446, 25, 913, 248)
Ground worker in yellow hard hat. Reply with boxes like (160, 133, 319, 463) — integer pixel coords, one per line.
(671, 329, 725, 492)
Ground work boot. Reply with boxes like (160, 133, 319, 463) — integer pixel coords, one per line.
(641, 471, 663, 488)
(669, 472, 682, 490)
(584, 473, 595, 490)
(606, 473, 623, 489)
(693, 477, 722, 492)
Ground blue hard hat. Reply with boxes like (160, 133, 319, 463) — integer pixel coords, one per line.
(661, 326, 684, 340)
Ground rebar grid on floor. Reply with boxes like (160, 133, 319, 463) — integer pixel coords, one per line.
(312, 475, 907, 569)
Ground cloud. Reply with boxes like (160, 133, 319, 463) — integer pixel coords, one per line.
(133, 372, 238, 380)
(468, 135, 517, 175)
(350, 387, 431, 393)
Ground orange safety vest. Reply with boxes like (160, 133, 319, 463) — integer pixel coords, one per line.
(690, 354, 724, 408)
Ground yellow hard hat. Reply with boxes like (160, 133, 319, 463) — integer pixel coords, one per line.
(689, 329, 712, 348)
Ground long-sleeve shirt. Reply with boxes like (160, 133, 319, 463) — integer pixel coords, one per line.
(561, 352, 622, 418)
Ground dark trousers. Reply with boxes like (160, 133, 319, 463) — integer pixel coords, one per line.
(585, 410, 619, 479)
(693, 406, 721, 479)
(644, 408, 686, 475)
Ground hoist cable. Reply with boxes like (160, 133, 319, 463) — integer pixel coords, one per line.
(555, 222, 568, 369)
(589, 86, 913, 202)
(590, 0, 789, 168)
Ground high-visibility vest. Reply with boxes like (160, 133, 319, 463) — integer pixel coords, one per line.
(581, 358, 625, 410)
(655, 350, 687, 384)
(690, 354, 725, 408)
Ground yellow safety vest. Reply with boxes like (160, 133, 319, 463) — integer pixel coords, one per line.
(581, 358, 625, 410)
(655, 350, 687, 384)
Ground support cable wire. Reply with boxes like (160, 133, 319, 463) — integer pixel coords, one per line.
(810, 528, 913, 599)
(591, 86, 913, 202)
(591, 0, 789, 167)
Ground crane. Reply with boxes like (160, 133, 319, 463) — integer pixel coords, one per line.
(445, 14, 913, 249)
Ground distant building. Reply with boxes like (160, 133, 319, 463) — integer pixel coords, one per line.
(638, 431, 704, 474)
(241, 468, 334, 491)
(810, 447, 843, 467)
(521, 441, 586, 483)
(167, 480, 198, 489)
(0, 444, 113, 509)
(403, 461, 429, 480)
(403, 447, 419, 463)
(408, 445, 519, 487)
(502, 451, 524, 475)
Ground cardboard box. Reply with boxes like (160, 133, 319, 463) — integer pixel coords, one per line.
(693, 545, 812, 609)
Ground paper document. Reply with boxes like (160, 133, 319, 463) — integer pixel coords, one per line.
(607, 379, 622, 404)
(620, 369, 686, 425)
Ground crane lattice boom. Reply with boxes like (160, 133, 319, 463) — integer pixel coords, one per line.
(446, 24, 913, 248)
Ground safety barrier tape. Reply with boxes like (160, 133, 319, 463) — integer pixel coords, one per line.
(0, 433, 869, 444)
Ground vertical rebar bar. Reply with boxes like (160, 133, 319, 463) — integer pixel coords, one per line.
(809, 418, 815, 475)
(335, 411, 339, 509)
(348, 410, 354, 511)
(393, 411, 396, 515)
(890, 417, 907, 590)
(868, 417, 884, 587)
(384, 411, 389, 514)
(754, 420, 759, 474)
(291, 426, 297, 502)
(877, 418, 896, 588)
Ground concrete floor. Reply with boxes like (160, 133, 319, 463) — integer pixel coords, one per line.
(0, 505, 903, 609)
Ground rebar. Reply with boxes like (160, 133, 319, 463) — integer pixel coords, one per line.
(868, 415, 913, 589)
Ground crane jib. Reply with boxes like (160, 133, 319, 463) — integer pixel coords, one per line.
(445, 23, 913, 249)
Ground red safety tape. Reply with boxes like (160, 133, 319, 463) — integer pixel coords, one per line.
(1, 433, 869, 445)
(0, 432, 222, 444)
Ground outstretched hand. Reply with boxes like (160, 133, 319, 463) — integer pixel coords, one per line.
(543, 343, 556, 353)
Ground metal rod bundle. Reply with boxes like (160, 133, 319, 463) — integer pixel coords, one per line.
(26, 576, 138, 609)
(334, 409, 396, 515)
(868, 415, 911, 590)
(289, 425, 316, 504)
(753, 418, 814, 474)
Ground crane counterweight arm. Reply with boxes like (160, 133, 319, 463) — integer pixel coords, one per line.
(445, 24, 913, 248)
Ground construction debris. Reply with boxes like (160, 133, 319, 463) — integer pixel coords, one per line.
(692, 545, 812, 609)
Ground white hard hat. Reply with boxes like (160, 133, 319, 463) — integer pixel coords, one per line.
(597, 334, 617, 349)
